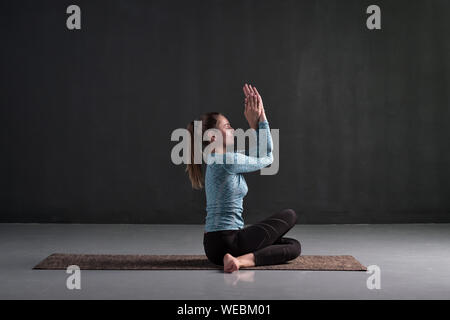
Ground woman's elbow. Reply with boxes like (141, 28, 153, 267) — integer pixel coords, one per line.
(267, 153, 274, 165)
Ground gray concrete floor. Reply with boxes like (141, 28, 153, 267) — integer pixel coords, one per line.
(0, 223, 449, 299)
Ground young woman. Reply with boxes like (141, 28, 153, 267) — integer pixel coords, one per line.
(186, 83, 301, 273)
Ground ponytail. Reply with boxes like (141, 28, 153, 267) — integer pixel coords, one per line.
(186, 121, 203, 189)
(185, 112, 221, 190)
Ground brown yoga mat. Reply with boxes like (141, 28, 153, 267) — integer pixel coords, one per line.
(33, 253, 367, 271)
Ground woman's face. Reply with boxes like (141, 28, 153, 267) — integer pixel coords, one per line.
(215, 115, 235, 147)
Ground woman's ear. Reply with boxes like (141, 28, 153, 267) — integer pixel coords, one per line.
(205, 130, 216, 142)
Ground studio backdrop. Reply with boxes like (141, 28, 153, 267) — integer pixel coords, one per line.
(1, 0, 449, 224)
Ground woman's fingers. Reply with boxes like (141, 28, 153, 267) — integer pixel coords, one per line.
(248, 84, 256, 96)
(243, 83, 262, 116)
(242, 84, 248, 97)
(254, 87, 261, 100)
(243, 84, 250, 97)
(253, 87, 263, 110)
(253, 87, 261, 101)
(243, 83, 257, 97)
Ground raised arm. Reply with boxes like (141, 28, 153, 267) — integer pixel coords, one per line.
(222, 120, 273, 174)
(222, 85, 273, 174)
(241, 84, 268, 156)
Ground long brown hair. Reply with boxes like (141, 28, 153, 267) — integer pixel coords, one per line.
(186, 112, 221, 189)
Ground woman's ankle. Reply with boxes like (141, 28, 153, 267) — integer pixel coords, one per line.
(237, 253, 256, 268)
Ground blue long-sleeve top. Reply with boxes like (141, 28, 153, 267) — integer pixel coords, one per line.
(204, 120, 273, 232)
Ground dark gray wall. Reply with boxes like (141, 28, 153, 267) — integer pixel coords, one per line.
(1, 0, 449, 224)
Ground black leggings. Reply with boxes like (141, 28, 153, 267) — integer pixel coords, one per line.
(203, 208, 301, 267)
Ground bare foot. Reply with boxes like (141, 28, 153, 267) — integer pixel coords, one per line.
(223, 253, 240, 273)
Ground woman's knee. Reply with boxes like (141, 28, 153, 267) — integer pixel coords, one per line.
(287, 238, 301, 259)
(294, 239, 301, 257)
(282, 208, 297, 227)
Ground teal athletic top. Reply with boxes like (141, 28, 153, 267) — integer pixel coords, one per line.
(204, 120, 273, 232)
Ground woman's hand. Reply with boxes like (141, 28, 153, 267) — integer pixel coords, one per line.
(243, 84, 267, 128)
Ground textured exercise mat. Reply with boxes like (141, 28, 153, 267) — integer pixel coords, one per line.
(33, 253, 367, 271)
